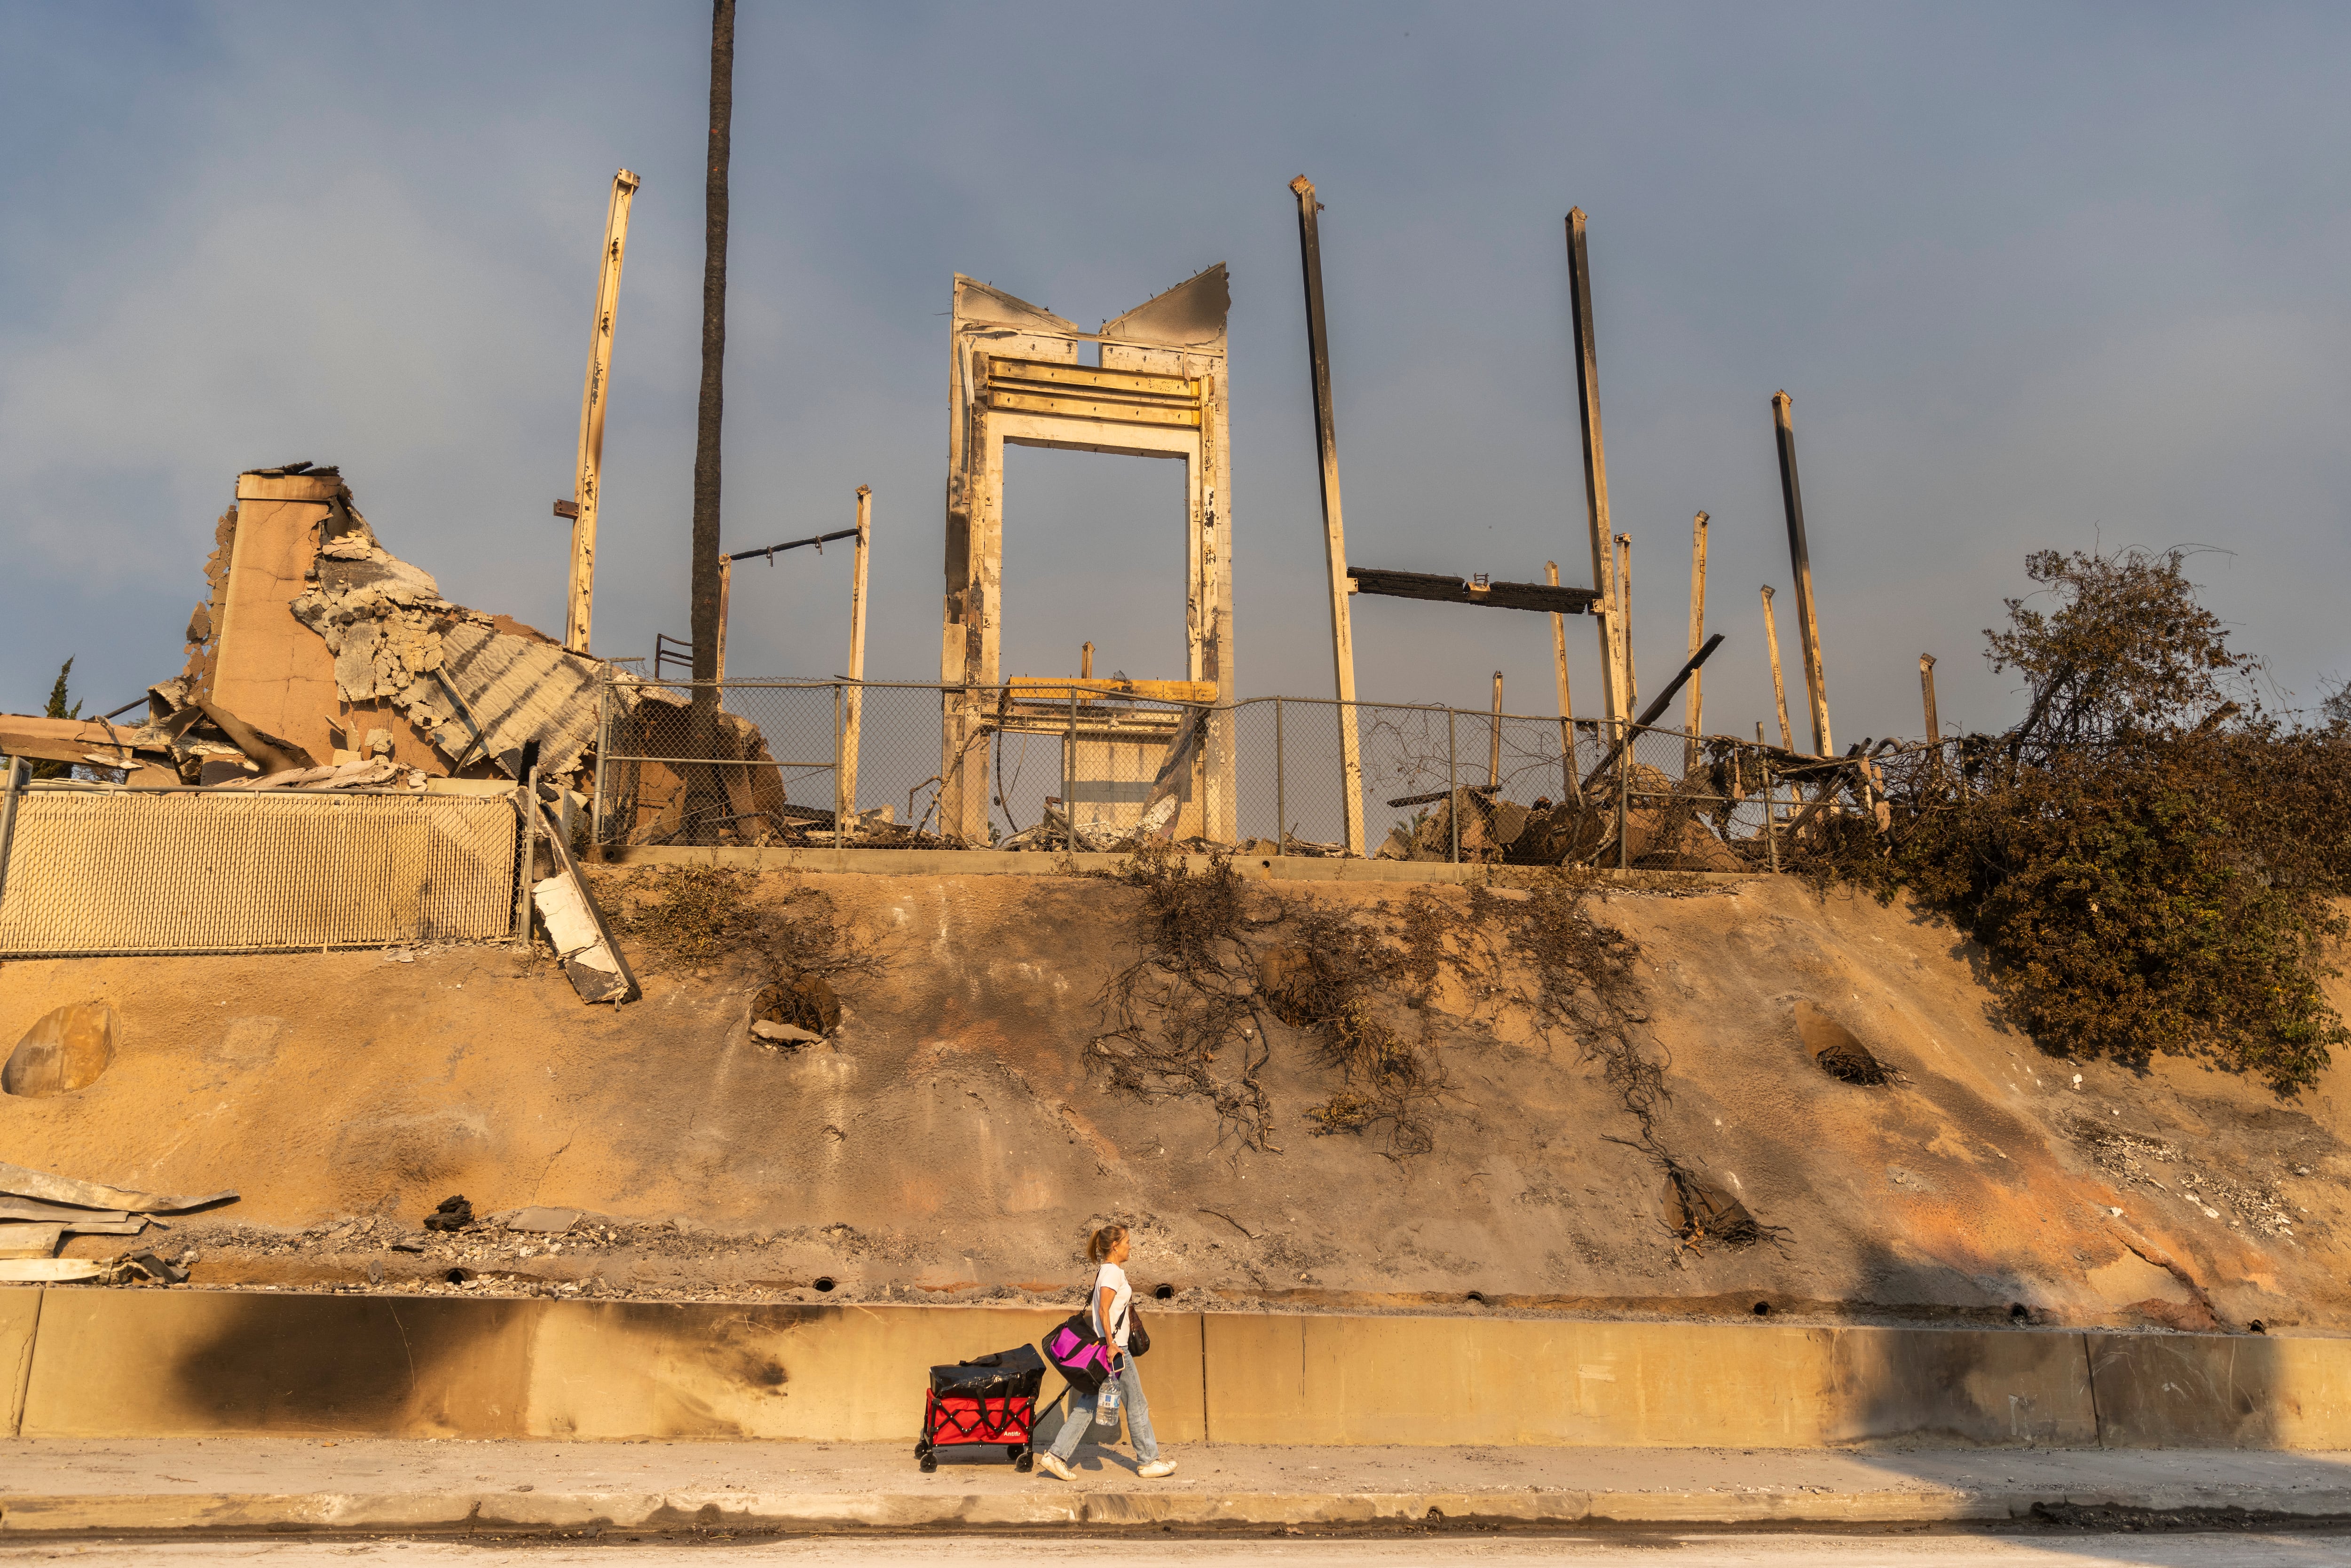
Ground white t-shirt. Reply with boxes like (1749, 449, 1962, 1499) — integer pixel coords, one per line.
(1089, 1262, 1134, 1350)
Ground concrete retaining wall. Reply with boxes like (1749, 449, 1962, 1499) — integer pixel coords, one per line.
(4, 1288, 2339, 1449)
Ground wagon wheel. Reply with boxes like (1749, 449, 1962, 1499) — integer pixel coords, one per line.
(1015, 1450, 1034, 1473)
(919, 1452, 938, 1473)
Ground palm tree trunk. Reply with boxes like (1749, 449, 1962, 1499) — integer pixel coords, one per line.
(686, 0, 734, 836)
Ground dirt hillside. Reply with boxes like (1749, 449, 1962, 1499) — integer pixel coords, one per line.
(4, 867, 2346, 1332)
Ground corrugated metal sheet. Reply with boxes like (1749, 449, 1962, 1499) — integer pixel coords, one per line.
(437, 621, 603, 777)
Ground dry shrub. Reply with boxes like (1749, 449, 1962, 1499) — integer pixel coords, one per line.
(1275, 902, 1445, 1157)
(596, 866, 765, 971)
(1664, 1163, 1783, 1253)
(1301, 1001, 1437, 1155)
(1092, 849, 1277, 1150)
(593, 867, 885, 1024)
(1814, 1034, 1896, 1086)
(1791, 549, 2351, 1095)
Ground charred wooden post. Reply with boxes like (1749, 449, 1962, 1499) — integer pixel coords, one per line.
(1565, 211, 1630, 737)
(1081, 641, 1093, 679)
(1583, 634, 1726, 791)
(837, 486, 873, 825)
(1684, 510, 1709, 776)
(1546, 560, 1575, 798)
(1488, 671, 1504, 788)
(1772, 391, 1833, 756)
(1615, 533, 1636, 709)
(1291, 175, 1367, 856)
(1761, 584, 1794, 752)
(565, 168, 640, 656)
(1919, 652, 1940, 744)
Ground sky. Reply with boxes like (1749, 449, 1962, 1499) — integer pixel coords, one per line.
(3, 2, 2348, 747)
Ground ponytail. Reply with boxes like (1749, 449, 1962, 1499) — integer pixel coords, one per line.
(1087, 1224, 1128, 1263)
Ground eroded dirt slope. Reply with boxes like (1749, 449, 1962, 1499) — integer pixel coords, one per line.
(3, 869, 2345, 1330)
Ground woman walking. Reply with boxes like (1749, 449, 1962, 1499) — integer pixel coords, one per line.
(1037, 1224, 1176, 1480)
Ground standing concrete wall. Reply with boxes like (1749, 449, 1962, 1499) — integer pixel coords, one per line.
(10, 1289, 2345, 1450)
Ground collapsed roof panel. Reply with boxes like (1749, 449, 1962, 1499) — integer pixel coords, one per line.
(4, 467, 623, 790)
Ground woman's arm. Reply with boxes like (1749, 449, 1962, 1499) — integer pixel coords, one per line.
(1095, 1284, 1116, 1339)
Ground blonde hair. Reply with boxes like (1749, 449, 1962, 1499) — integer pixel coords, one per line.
(1087, 1224, 1129, 1263)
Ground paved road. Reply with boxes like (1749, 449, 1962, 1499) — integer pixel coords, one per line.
(4, 1534, 2345, 1567)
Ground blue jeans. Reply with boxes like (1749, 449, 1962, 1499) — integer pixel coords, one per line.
(1047, 1353, 1157, 1464)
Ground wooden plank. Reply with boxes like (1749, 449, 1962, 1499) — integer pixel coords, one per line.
(980, 388, 1200, 427)
(1007, 678, 1218, 704)
(986, 356, 1199, 399)
(1346, 567, 1598, 615)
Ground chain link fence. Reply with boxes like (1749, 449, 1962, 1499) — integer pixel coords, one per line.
(588, 672, 1891, 869)
(0, 784, 522, 955)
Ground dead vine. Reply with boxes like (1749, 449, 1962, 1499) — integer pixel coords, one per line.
(1492, 872, 1787, 1254)
(1090, 846, 1281, 1151)
(592, 867, 890, 1031)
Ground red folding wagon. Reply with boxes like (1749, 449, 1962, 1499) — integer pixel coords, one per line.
(916, 1344, 1046, 1473)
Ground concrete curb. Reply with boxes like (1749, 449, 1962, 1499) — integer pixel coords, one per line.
(7, 1484, 2351, 1537)
(597, 844, 1756, 888)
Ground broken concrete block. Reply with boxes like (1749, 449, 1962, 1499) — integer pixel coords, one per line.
(505, 1206, 582, 1234)
(0, 1224, 63, 1260)
(0, 1260, 112, 1283)
(532, 873, 634, 1004)
(2, 1002, 117, 1097)
(0, 1159, 233, 1214)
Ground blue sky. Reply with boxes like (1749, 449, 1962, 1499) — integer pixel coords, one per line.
(3, 2, 2346, 742)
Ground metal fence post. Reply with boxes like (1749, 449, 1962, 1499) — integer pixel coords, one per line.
(1274, 697, 1285, 856)
(1763, 758, 1780, 874)
(1448, 707, 1459, 865)
(1617, 721, 1631, 871)
(1066, 687, 1077, 848)
(514, 764, 539, 939)
(833, 683, 845, 850)
(590, 669, 612, 852)
(0, 756, 27, 910)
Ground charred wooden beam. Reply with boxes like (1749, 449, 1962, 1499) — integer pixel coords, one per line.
(1580, 632, 1726, 789)
(1347, 567, 1601, 615)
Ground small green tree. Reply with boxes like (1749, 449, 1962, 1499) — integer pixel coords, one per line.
(28, 658, 80, 780)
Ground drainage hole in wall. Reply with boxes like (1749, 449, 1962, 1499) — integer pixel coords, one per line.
(1795, 1001, 1899, 1086)
(1751, 1301, 1771, 1316)
(2010, 1303, 2030, 1321)
(2248, 1319, 2267, 1334)
(1153, 1283, 1175, 1300)
(445, 1268, 468, 1284)
(813, 1276, 836, 1293)
(1465, 1291, 1486, 1305)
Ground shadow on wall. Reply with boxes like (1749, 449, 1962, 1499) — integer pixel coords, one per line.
(28, 1292, 822, 1439)
(1835, 1276, 2351, 1565)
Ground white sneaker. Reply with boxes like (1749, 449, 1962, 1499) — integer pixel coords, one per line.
(1036, 1453, 1076, 1481)
(1136, 1459, 1177, 1478)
